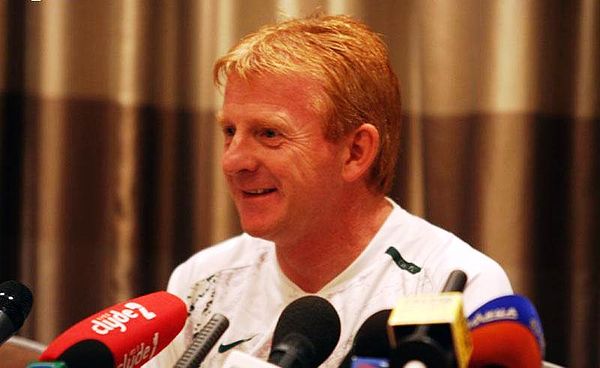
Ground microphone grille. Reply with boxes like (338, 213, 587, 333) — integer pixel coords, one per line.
(0, 280, 34, 328)
(272, 295, 341, 366)
(58, 339, 115, 368)
(352, 309, 392, 357)
(175, 313, 230, 368)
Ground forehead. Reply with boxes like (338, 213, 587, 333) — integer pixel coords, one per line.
(222, 73, 327, 117)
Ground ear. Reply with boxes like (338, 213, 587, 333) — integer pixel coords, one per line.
(342, 123, 380, 183)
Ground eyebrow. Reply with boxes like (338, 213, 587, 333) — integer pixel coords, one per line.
(215, 111, 292, 131)
(215, 111, 225, 126)
(215, 110, 228, 128)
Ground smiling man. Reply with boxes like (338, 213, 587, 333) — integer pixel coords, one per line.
(145, 14, 512, 368)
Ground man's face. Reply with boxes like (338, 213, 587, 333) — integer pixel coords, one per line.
(219, 73, 348, 244)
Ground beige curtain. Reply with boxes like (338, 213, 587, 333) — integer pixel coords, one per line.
(0, 0, 597, 366)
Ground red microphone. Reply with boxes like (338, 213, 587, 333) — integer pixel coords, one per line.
(38, 291, 187, 368)
(467, 294, 545, 368)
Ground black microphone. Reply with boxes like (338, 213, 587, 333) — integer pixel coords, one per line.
(340, 271, 469, 367)
(388, 270, 471, 368)
(339, 309, 392, 367)
(441, 270, 467, 293)
(268, 295, 341, 368)
(0, 280, 34, 346)
(174, 313, 230, 368)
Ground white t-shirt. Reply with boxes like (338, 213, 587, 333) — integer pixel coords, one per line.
(145, 199, 512, 367)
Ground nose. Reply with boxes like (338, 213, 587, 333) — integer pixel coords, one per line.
(222, 133, 259, 176)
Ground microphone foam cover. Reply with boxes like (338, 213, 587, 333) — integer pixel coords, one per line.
(0, 280, 34, 329)
(468, 294, 545, 356)
(469, 321, 541, 368)
(339, 309, 392, 368)
(468, 294, 545, 368)
(351, 309, 391, 358)
(272, 295, 341, 366)
(58, 340, 115, 368)
(40, 291, 187, 368)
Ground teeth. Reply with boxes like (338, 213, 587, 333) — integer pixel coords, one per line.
(245, 189, 272, 194)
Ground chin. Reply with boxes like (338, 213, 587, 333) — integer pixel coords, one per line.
(240, 221, 275, 240)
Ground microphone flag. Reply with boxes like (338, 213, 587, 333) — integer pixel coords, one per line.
(38, 291, 187, 368)
(467, 294, 545, 368)
(387, 292, 472, 368)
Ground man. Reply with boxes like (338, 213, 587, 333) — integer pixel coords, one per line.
(147, 14, 512, 367)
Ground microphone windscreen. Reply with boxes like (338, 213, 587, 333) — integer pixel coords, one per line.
(174, 313, 229, 368)
(39, 291, 187, 368)
(470, 322, 540, 368)
(270, 295, 341, 367)
(467, 294, 545, 368)
(56, 340, 115, 368)
(351, 309, 392, 358)
(441, 270, 467, 292)
(0, 280, 34, 329)
(339, 309, 392, 367)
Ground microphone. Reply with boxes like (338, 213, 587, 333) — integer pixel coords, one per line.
(467, 294, 545, 368)
(36, 291, 187, 368)
(440, 270, 467, 293)
(0, 280, 34, 346)
(388, 270, 472, 368)
(339, 309, 392, 367)
(174, 313, 230, 368)
(268, 295, 341, 368)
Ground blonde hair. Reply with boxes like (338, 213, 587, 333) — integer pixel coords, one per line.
(214, 14, 401, 194)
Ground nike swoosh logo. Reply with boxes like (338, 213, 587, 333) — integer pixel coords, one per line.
(218, 336, 255, 353)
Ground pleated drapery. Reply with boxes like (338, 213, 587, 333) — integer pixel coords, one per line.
(1, 1, 598, 366)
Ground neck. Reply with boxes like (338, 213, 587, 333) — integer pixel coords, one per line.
(275, 192, 392, 293)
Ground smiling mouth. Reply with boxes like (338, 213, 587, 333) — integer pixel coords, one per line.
(242, 188, 277, 196)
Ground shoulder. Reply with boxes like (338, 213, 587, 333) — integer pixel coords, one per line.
(383, 199, 513, 313)
(431, 236, 513, 313)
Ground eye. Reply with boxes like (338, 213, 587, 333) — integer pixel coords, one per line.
(222, 125, 236, 137)
(258, 127, 284, 147)
(261, 128, 279, 138)
(221, 125, 235, 145)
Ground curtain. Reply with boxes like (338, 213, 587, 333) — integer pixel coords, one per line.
(0, 0, 597, 366)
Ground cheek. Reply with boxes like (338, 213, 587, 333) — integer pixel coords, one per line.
(293, 157, 342, 191)
(268, 139, 344, 186)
